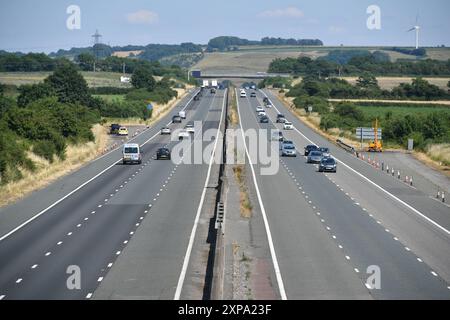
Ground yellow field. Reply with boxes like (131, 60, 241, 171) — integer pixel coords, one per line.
(341, 77, 450, 90)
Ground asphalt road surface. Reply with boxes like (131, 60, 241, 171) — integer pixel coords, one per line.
(236, 88, 450, 299)
(0, 89, 226, 300)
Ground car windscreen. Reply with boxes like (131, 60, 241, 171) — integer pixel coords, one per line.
(310, 152, 322, 156)
(322, 158, 335, 165)
(284, 145, 295, 150)
(124, 147, 138, 154)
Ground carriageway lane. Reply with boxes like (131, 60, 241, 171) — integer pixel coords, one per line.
(245, 90, 450, 299)
(236, 90, 372, 299)
(262, 89, 450, 232)
(0, 90, 222, 299)
(0, 89, 199, 238)
(93, 90, 227, 299)
(262, 89, 450, 285)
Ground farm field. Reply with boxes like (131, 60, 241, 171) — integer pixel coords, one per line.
(0, 71, 132, 88)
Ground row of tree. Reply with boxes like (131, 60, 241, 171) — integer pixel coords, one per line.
(286, 75, 450, 100)
(207, 36, 323, 51)
(268, 52, 450, 76)
(1, 62, 180, 184)
(50, 43, 203, 61)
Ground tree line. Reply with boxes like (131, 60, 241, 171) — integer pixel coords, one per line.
(268, 51, 450, 76)
(207, 36, 323, 51)
(0, 63, 180, 184)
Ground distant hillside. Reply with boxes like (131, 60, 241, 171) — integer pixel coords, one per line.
(50, 43, 203, 62)
(207, 36, 323, 51)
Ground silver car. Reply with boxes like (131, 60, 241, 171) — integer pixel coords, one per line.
(307, 151, 323, 164)
(281, 144, 297, 157)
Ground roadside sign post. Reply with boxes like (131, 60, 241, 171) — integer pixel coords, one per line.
(356, 127, 382, 151)
(408, 139, 414, 151)
(308, 106, 313, 115)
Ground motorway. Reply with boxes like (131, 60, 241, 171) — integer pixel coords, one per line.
(236, 88, 450, 299)
(0, 83, 449, 300)
(0, 89, 226, 299)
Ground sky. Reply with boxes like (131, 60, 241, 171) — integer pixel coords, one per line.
(0, 0, 449, 53)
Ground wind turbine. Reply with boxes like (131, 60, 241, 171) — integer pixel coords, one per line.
(407, 16, 420, 49)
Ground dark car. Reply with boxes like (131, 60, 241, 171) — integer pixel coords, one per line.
(319, 157, 337, 173)
(210, 88, 216, 94)
(260, 115, 269, 123)
(304, 144, 319, 156)
(110, 123, 121, 134)
(156, 148, 171, 160)
(263, 97, 269, 104)
(307, 151, 323, 164)
(172, 115, 182, 123)
(276, 114, 286, 123)
(194, 94, 200, 101)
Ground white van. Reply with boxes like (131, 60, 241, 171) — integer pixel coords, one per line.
(123, 143, 142, 165)
(179, 110, 186, 119)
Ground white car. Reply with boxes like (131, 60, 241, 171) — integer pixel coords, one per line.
(256, 106, 264, 113)
(185, 123, 195, 134)
(258, 111, 267, 117)
(284, 121, 294, 130)
(240, 91, 247, 98)
(265, 104, 272, 108)
(161, 127, 171, 135)
(179, 111, 186, 119)
(178, 130, 190, 140)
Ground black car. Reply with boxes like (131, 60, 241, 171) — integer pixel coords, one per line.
(319, 157, 337, 173)
(263, 97, 269, 104)
(156, 148, 171, 160)
(276, 114, 286, 123)
(210, 88, 216, 94)
(260, 116, 269, 123)
(172, 115, 182, 123)
(110, 123, 121, 134)
(304, 144, 319, 156)
(194, 94, 200, 101)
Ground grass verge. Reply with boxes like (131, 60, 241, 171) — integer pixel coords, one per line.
(0, 124, 108, 207)
(233, 165, 253, 219)
(274, 89, 450, 176)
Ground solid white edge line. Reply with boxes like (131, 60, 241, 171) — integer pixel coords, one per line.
(174, 89, 227, 300)
(260, 89, 450, 236)
(235, 89, 287, 300)
(0, 90, 199, 243)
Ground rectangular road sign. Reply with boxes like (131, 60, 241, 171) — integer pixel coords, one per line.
(356, 128, 382, 140)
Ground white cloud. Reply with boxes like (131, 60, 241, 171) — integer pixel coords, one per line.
(127, 10, 159, 24)
(258, 7, 304, 19)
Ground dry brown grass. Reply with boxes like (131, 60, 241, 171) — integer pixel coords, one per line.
(229, 88, 239, 126)
(340, 77, 450, 91)
(233, 165, 252, 219)
(0, 124, 108, 207)
(0, 87, 192, 207)
(426, 144, 450, 167)
(275, 89, 450, 174)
